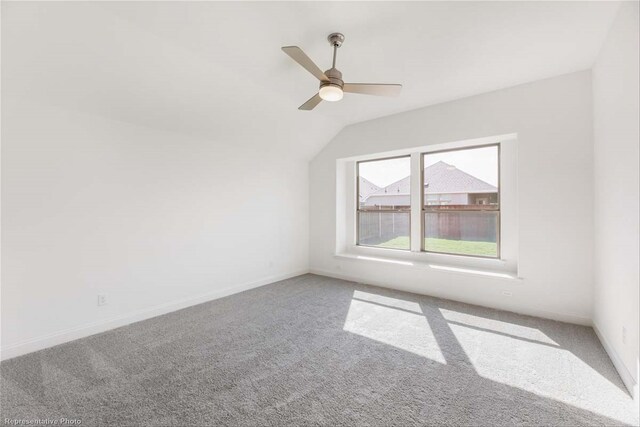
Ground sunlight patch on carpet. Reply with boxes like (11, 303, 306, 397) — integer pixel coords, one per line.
(343, 292, 446, 364)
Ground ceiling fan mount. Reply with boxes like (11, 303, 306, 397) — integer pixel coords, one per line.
(327, 32, 345, 48)
(282, 32, 402, 110)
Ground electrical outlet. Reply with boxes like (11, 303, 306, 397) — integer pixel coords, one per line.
(622, 326, 627, 345)
(97, 294, 107, 306)
(501, 290, 513, 297)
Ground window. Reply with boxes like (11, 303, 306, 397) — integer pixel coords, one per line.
(422, 145, 500, 258)
(352, 144, 502, 259)
(357, 156, 411, 250)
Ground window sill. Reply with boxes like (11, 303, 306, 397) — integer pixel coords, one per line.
(334, 251, 521, 281)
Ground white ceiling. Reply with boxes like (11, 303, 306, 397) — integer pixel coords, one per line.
(2, 1, 620, 159)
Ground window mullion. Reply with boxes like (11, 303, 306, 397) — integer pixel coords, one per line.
(410, 152, 422, 252)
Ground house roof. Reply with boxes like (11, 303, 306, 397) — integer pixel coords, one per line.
(358, 177, 382, 201)
(423, 161, 497, 194)
(364, 161, 497, 202)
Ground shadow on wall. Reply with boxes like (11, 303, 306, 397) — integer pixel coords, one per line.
(0, 274, 637, 426)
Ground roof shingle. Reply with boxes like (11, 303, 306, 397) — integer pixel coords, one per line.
(363, 161, 497, 202)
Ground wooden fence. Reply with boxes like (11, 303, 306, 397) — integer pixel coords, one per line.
(358, 207, 497, 245)
(424, 211, 497, 242)
(358, 212, 410, 244)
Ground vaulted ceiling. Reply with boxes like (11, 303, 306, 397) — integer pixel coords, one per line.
(2, 1, 620, 159)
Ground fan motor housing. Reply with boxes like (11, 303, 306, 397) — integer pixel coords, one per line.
(320, 67, 344, 90)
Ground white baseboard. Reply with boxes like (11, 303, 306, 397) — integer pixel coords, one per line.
(309, 268, 592, 326)
(0, 269, 309, 362)
(593, 323, 639, 404)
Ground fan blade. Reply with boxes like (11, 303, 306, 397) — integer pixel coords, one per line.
(343, 83, 402, 97)
(298, 93, 323, 111)
(282, 46, 328, 81)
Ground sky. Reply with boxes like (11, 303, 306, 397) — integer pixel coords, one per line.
(359, 145, 498, 188)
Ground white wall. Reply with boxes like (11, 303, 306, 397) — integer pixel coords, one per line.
(592, 2, 639, 400)
(0, 98, 309, 359)
(310, 71, 595, 325)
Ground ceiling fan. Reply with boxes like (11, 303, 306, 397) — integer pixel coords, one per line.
(282, 33, 402, 110)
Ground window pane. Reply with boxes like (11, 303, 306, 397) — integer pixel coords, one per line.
(358, 212, 410, 250)
(358, 157, 411, 211)
(358, 156, 411, 250)
(424, 211, 498, 257)
(423, 145, 499, 257)
(423, 145, 499, 208)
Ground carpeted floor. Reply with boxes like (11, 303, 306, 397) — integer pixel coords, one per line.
(1, 274, 638, 426)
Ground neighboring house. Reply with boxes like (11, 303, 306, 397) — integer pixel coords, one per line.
(360, 161, 498, 208)
(358, 177, 381, 201)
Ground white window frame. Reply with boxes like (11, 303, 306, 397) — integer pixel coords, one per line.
(420, 143, 501, 259)
(336, 134, 518, 275)
(356, 155, 412, 251)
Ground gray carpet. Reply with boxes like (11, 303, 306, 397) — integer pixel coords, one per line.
(1, 274, 638, 426)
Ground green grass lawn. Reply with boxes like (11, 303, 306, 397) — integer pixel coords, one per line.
(371, 236, 497, 257)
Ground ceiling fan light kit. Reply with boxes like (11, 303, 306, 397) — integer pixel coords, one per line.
(282, 32, 402, 110)
(319, 84, 343, 102)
